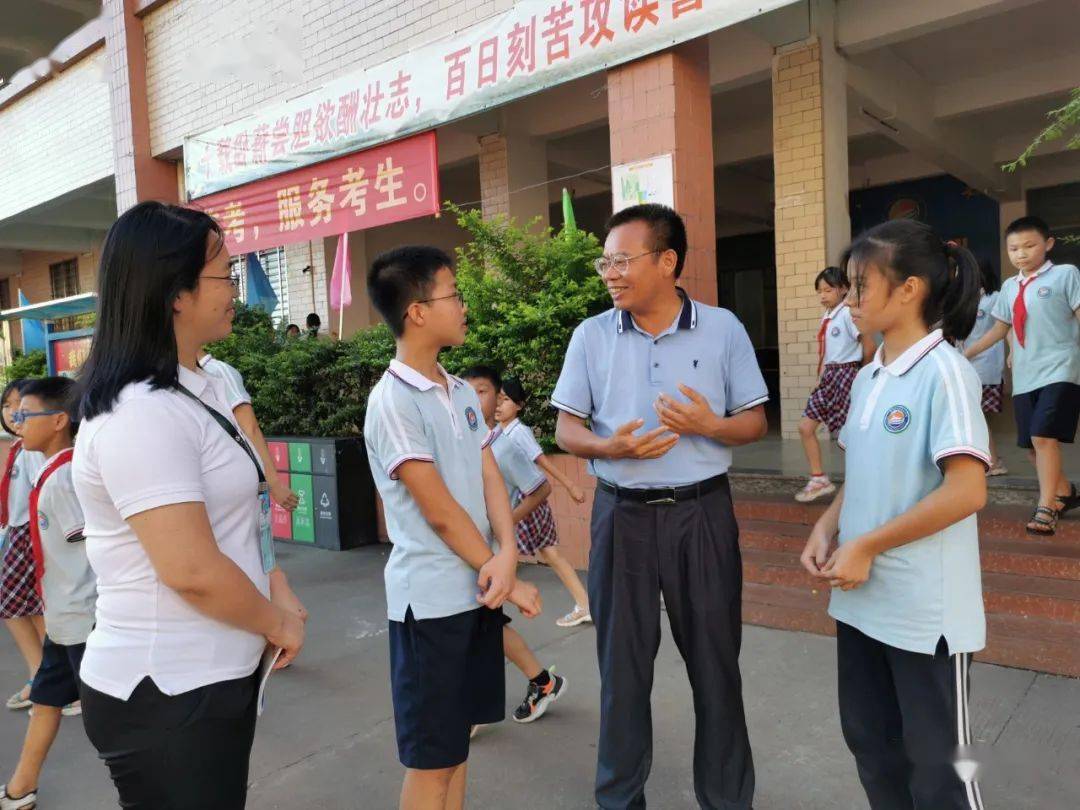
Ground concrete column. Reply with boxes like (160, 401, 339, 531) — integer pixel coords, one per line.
(285, 240, 330, 334)
(772, 6, 850, 437)
(607, 38, 717, 305)
(103, 0, 179, 211)
(478, 131, 550, 229)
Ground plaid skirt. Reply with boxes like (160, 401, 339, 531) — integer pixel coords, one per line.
(981, 383, 1004, 414)
(0, 524, 43, 619)
(804, 362, 860, 437)
(514, 497, 558, 556)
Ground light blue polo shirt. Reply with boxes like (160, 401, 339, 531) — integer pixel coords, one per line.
(991, 262, 1080, 394)
(490, 427, 546, 500)
(364, 359, 495, 622)
(552, 291, 768, 488)
(503, 419, 544, 462)
(832, 330, 989, 655)
(962, 292, 1006, 386)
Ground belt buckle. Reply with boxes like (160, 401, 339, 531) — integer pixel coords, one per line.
(645, 487, 678, 505)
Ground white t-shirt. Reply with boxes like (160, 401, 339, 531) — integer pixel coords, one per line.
(198, 353, 252, 411)
(33, 453, 96, 646)
(963, 291, 1006, 386)
(822, 303, 862, 366)
(73, 365, 270, 700)
(4, 443, 46, 529)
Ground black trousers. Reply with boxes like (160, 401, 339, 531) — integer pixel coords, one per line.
(588, 480, 754, 810)
(837, 622, 985, 810)
(80, 673, 259, 810)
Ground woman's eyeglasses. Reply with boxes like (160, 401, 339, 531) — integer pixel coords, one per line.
(203, 272, 241, 289)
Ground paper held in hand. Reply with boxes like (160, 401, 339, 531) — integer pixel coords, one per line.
(257, 646, 283, 716)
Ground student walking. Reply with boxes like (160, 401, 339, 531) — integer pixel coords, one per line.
(960, 260, 1009, 476)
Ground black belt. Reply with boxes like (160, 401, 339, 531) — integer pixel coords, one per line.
(597, 474, 727, 505)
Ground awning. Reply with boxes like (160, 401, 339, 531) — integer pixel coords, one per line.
(0, 292, 97, 322)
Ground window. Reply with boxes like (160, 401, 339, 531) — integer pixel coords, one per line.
(49, 258, 80, 299)
(229, 247, 290, 325)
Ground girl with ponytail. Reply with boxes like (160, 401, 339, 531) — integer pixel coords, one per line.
(800, 219, 991, 810)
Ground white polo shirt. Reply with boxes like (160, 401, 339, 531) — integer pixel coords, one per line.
(33, 452, 96, 646)
(490, 426, 546, 501)
(198, 353, 252, 410)
(832, 330, 988, 655)
(4, 444, 45, 529)
(962, 291, 1006, 386)
(73, 365, 269, 700)
(821, 303, 862, 366)
(501, 419, 543, 462)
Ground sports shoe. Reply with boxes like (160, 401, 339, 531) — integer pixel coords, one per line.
(512, 670, 567, 723)
(987, 459, 1008, 477)
(0, 784, 38, 810)
(5, 683, 31, 711)
(795, 476, 836, 503)
(556, 605, 592, 628)
(61, 701, 81, 717)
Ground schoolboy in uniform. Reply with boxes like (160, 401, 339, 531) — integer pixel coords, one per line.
(364, 246, 541, 810)
(1, 377, 93, 810)
(964, 216, 1080, 535)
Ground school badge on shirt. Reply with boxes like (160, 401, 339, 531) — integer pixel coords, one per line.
(465, 407, 480, 432)
(883, 405, 911, 434)
(1037, 286, 1051, 299)
(38, 512, 49, 531)
(830, 326, 841, 337)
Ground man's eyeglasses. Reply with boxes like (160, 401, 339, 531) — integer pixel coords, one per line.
(203, 272, 241, 289)
(593, 250, 660, 277)
(403, 291, 465, 319)
(11, 409, 63, 426)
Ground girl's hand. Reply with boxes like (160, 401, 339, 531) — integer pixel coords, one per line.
(568, 484, 586, 504)
(800, 523, 834, 577)
(821, 540, 875, 591)
(271, 481, 299, 511)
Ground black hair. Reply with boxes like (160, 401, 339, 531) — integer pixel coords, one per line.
(605, 204, 689, 279)
(847, 219, 981, 342)
(460, 365, 502, 392)
(368, 246, 454, 338)
(285, 323, 300, 333)
(977, 258, 1001, 294)
(814, 266, 849, 291)
(306, 313, 322, 329)
(502, 376, 528, 407)
(77, 201, 226, 421)
(1004, 216, 1051, 241)
(0, 378, 30, 434)
(20, 376, 78, 428)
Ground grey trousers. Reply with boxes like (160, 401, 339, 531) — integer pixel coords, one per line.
(588, 478, 755, 810)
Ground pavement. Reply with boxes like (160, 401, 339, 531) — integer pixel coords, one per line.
(1, 542, 1078, 809)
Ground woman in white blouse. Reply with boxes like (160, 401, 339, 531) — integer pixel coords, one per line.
(73, 201, 305, 809)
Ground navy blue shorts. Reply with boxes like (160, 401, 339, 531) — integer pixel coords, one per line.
(1014, 382, 1080, 449)
(29, 635, 84, 708)
(389, 606, 505, 769)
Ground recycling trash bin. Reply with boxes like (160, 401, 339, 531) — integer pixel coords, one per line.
(266, 436, 377, 551)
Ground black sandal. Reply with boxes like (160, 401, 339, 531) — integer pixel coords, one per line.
(1054, 483, 1079, 517)
(1026, 505, 1059, 536)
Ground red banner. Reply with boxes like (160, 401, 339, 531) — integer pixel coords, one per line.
(50, 335, 92, 378)
(191, 131, 440, 254)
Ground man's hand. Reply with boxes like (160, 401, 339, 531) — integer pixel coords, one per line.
(800, 523, 835, 578)
(477, 550, 517, 609)
(271, 481, 299, 511)
(821, 539, 875, 591)
(605, 419, 679, 460)
(654, 385, 719, 438)
(508, 580, 542, 618)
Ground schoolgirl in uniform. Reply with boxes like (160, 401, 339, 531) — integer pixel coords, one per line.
(801, 220, 989, 810)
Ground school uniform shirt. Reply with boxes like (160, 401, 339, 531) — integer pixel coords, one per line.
(991, 262, 1080, 395)
(73, 364, 270, 700)
(962, 291, 1006, 386)
(821, 303, 862, 365)
(490, 426, 546, 501)
(552, 291, 768, 488)
(3, 445, 46, 530)
(502, 419, 543, 462)
(364, 360, 496, 622)
(198, 353, 252, 411)
(32, 453, 96, 646)
(832, 330, 989, 655)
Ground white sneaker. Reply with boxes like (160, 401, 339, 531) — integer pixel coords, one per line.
(61, 701, 81, 717)
(987, 460, 1008, 477)
(795, 476, 836, 503)
(556, 605, 592, 628)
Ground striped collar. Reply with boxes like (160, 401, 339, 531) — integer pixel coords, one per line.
(822, 302, 849, 322)
(1017, 260, 1052, 284)
(869, 329, 944, 378)
(387, 359, 464, 392)
(616, 288, 698, 335)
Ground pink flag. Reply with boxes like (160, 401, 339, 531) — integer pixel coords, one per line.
(330, 232, 352, 310)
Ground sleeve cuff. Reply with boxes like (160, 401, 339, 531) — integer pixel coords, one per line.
(933, 446, 991, 471)
(117, 488, 205, 520)
(387, 454, 435, 480)
(728, 395, 769, 416)
(481, 430, 497, 450)
(550, 398, 590, 419)
(520, 477, 547, 497)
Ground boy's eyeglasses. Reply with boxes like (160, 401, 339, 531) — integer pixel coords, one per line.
(404, 291, 465, 319)
(593, 250, 660, 277)
(11, 409, 63, 426)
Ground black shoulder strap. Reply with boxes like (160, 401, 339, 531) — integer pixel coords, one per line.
(176, 384, 266, 485)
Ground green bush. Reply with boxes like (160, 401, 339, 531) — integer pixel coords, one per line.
(206, 207, 608, 443)
(3, 350, 47, 384)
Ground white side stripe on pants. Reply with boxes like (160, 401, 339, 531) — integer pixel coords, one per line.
(954, 652, 984, 810)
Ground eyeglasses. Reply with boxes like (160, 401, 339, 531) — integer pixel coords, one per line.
(593, 250, 661, 277)
(11, 409, 63, 426)
(404, 291, 465, 319)
(203, 272, 241, 289)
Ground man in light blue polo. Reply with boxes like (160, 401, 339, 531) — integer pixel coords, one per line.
(553, 204, 768, 810)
